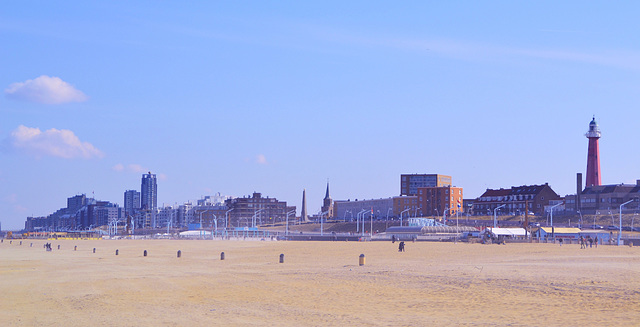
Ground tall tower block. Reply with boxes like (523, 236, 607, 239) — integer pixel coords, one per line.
(585, 117, 601, 187)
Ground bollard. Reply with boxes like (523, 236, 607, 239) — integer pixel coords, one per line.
(220, 252, 225, 260)
(115, 249, 119, 256)
(20, 241, 22, 245)
(359, 254, 365, 266)
(93, 248, 96, 254)
(279, 253, 284, 264)
(30, 243, 33, 247)
(177, 250, 181, 258)
(74, 246, 77, 251)
(144, 250, 147, 257)
(57, 245, 60, 250)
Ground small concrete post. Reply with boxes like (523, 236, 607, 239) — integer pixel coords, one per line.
(74, 246, 77, 251)
(177, 250, 181, 258)
(30, 243, 33, 247)
(115, 249, 119, 255)
(220, 252, 225, 260)
(359, 254, 365, 266)
(20, 241, 22, 245)
(57, 245, 60, 250)
(93, 248, 96, 253)
(279, 253, 284, 263)
(144, 250, 147, 257)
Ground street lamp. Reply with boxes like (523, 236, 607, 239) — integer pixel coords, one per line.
(361, 210, 368, 236)
(252, 208, 265, 228)
(199, 209, 213, 239)
(225, 208, 234, 237)
(286, 210, 295, 236)
(618, 199, 634, 246)
(386, 208, 392, 220)
(549, 202, 563, 228)
(577, 210, 583, 228)
(494, 204, 506, 228)
(356, 209, 366, 232)
(400, 208, 411, 227)
(211, 213, 219, 237)
(319, 211, 328, 236)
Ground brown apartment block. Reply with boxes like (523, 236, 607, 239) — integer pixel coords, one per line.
(400, 174, 452, 196)
(472, 183, 560, 216)
(418, 186, 464, 218)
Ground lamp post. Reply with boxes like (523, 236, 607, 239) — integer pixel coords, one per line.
(549, 203, 563, 227)
(225, 208, 234, 237)
(199, 209, 212, 239)
(286, 210, 295, 236)
(619, 199, 634, 246)
(252, 208, 265, 228)
(361, 210, 368, 237)
(386, 208, 392, 220)
(493, 204, 506, 228)
(577, 210, 583, 229)
(400, 208, 410, 227)
(356, 209, 366, 232)
(319, 211, 328, 236)
(210, 213, 218, 239)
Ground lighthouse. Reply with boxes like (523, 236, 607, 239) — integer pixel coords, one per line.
(585, 116, 601, 187)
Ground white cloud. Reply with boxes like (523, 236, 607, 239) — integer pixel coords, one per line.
(112, 163, 158, 176)
(127, 164, 147, 173)
(5, 75, 88, 104)
(112, 163, 125, 172)
(256, 154, 268, 165)
(8, 125, 103, 159)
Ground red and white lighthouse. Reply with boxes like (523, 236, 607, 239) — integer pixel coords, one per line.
(585, 116, 601, 187)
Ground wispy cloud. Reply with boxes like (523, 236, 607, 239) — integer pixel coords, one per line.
(5, 75, 88, 104)
(306, 25, 640, 71)
(6, 125, 103, 159)
(112, 163, 148, 173)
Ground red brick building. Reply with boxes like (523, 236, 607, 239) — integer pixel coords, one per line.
(417, 186, 463, 218)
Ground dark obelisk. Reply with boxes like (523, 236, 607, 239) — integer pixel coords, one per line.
(301, 189, 309, 223)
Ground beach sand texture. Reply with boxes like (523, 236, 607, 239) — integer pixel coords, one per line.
(1, 239, 639, 326)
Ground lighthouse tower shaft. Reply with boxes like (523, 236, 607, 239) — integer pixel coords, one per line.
(585, 118, 601, 187)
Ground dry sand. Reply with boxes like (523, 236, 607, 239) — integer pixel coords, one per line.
(1, 239, 639, 326)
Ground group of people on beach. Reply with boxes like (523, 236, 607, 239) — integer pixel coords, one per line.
(44, 243, 52, 251)
(579, 235, 598, 249)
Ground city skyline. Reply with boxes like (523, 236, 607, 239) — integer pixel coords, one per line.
(3, 2, 640, 229)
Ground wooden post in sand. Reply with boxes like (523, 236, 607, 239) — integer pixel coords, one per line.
(115, 249, 119, 256)
(220, 252, 225, 260)
(359, 254, 365, 266)
(177, 250, 181, 258)
(279, 254, 284, 263)
(144, 250, 147, 257)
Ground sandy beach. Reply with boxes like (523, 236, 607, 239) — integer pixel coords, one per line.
(1, 239, 639, 326)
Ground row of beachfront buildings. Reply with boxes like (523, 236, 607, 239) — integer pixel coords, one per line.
(23, 171, 640, 232)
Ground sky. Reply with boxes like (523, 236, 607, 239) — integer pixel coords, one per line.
(2, 2, 640, 230)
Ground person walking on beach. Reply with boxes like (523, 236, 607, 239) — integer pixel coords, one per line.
(580, 236, 585, 249)
(588, 236, 593, 248)
(398, 241, 405, 252)
(594, 236, 598, 248)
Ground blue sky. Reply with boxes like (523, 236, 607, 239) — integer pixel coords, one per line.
(2, 2, 640, 229)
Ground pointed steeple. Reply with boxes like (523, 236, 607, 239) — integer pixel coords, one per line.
(324, 181, 331, 200)
(301, 189, 309, 222)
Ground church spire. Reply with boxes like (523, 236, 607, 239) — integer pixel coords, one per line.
(324, 180, 331, 200)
